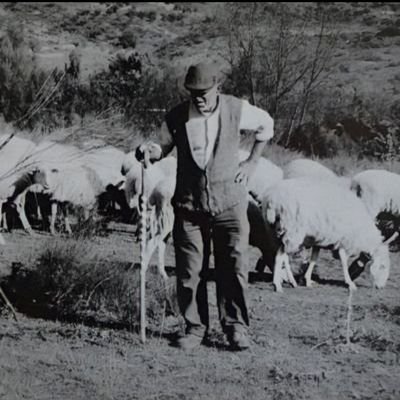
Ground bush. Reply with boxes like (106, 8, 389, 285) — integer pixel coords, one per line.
(3, 238, 176, 330)
(0, 22, 49, 127)
(119, 28, 137, 49)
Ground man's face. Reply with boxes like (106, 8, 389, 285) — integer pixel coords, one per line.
(189, 85, 218, 115)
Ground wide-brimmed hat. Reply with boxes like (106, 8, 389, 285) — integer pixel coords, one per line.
(184, 62, 219, 91)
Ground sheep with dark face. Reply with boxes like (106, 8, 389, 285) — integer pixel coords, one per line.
(82, 145, 128, 218)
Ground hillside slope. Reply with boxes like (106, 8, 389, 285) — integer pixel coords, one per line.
(1, 1, 399, 104)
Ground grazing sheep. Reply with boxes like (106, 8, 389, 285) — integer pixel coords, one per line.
(284, 158, 350, 188)
(82, 145, 128, 216)
(350, 169, 400, 219)
(261, 178, 391, 292)
(0, 135, 42, 239)
(0, 168, 47, 243)
(37, 164, 103, 234)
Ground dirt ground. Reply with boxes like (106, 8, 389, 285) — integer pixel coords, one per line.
(0, 224, 399, 400)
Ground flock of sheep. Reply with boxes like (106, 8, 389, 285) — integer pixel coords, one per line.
(1, 133, 399, 294)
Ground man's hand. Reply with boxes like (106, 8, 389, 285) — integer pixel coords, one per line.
(235, 159, 258, 185)
(135, 142, 162, 164)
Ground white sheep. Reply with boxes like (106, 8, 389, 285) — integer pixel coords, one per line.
(0, 134, 41, 239)
(124, 156, 177, 213)
(284, 158, 351, 188)
(121, 150, 141, 177)
(261, 177, 391, 292)
(0, 169, 47, 243)
(350, 169, 400, 219)
(139, 176, 175, 282)
(29, 140, 85, 169)
(37, 164, 103, 234)
(81, 145, 127, 216)
(239, 149, 284, 202)
(124, 156, 177, 281)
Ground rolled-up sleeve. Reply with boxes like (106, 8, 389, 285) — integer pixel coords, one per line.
(239, 100, 274, 141)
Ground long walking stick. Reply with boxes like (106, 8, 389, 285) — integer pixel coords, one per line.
(139, 151, 150, 343)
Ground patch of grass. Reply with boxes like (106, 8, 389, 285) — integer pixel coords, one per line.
(2, 238, 178, 332)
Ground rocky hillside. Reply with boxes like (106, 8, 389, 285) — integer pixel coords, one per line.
(1, 2, 399, 100)
(1, 2, 400, 157)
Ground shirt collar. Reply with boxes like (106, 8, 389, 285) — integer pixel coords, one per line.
(190, 96, 220, 118)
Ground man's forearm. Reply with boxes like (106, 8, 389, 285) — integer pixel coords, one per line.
(247, 140, 267, 163)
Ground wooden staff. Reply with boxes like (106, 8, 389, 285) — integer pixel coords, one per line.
(139, 150, 150, 343)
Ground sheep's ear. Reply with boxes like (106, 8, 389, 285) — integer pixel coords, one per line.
(384, 231, 399, 245)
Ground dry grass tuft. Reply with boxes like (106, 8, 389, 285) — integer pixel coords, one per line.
(1, 237, 178, 333)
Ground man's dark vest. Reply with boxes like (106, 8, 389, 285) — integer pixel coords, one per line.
(165, 94, 247, 215)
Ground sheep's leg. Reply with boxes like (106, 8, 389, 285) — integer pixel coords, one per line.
(64, 206, 73, 235)
(0, 200, 9, 232)
(305, 247, 320, 287)
(36, 198, 43, 221)
(0, 200, 4, 231)
(50, 202, 57, 235)
(83, 208, 90, 221)
(157, 239, 169, 283)
(282, 253, 297, 288)
(16, 194, 34, 235)
(143, 236, 158, 273)
(339, 248, 357, 291)
(273, 246, 286, 293)
(0, 201, 5, 245)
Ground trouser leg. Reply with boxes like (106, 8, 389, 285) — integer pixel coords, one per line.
(212, 202, 250, 333)
(173, 212, 210, 335)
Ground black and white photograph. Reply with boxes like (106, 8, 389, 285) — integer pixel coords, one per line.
(0, 2, 400, 399)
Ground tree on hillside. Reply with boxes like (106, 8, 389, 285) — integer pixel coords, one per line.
(222, 2, 338, 145)
(0, 22, 45, 125)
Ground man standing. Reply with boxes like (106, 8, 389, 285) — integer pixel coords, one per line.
(136, 62, 274, 350)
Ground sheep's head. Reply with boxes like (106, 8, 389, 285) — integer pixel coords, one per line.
(369, 244, 390, 289)
(31, 167, 49, 190)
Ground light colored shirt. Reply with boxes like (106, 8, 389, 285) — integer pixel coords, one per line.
(157, 97, 274, 169)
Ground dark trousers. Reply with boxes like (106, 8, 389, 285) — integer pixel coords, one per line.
(173, 201, 250, 336)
